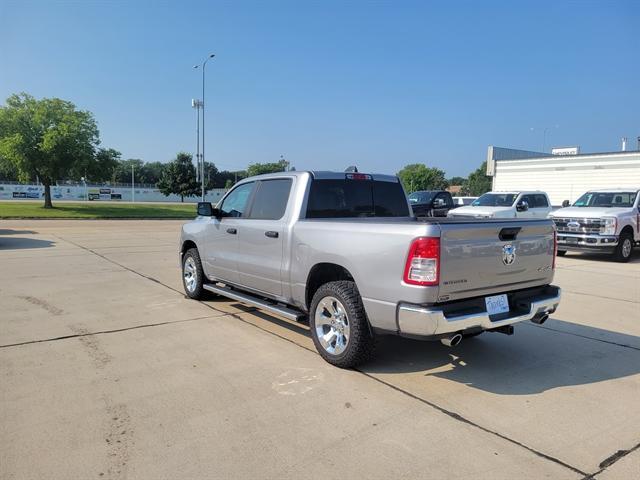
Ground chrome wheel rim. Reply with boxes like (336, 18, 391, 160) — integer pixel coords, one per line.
(622, 239, 632, 258)
(314, 296, 350, 355)
(183, 256, 197, 293)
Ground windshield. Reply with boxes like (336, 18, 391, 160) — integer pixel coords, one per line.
(408, 191, 436, 204)
(573, 192, 637, 208)
(471, 193, 518, 207)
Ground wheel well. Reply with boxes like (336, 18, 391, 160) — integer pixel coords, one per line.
(306, 263, 354, 309)
(620, 225, 634, 238)
(181, 240, 197, 255)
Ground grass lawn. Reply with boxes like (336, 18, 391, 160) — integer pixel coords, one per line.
(0, 201, 197, 219)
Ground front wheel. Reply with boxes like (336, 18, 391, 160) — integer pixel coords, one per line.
(557, 250, 567, 257)
(309, 281, 375, 368)
(182, 248, 205, 299)
(613, 232, 634, 263)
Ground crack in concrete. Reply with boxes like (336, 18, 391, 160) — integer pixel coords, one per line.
(0, 314, 220, 349)
(581, 441, 640, 479)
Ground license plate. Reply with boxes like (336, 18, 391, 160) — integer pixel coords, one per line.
(485, 294, 509, 316)
(565, 237, 578, 244)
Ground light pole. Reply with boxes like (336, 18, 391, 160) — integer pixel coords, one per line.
(191, 99, 203, 181)
(194, 53, 215, 201)
(131, 164, 135, 202)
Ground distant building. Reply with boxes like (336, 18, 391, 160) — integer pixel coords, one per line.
(446, 185, 463, 194)
(486, 144, 640, 206)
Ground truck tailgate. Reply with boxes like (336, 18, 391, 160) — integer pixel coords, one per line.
(437, 219, 555, 301)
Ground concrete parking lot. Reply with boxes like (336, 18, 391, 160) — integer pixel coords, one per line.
(1, 220, 638, 480)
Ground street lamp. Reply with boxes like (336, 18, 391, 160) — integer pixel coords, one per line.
(131, 164, 135, 203)
(194, 53, 215, 201)
(191, 98, 203, 181)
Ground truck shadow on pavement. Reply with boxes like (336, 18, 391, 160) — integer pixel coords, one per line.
(363, 320, 640, 395)
(0, 229, 37, 235)
(0, 236, 54, 250)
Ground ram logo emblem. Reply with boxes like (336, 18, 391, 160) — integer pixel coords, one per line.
(502, 244, 516, 265)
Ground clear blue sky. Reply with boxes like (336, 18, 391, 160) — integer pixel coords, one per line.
(1, 0, 638, 177)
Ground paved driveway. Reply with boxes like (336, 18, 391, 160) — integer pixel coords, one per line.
(1, 220, 638, 479)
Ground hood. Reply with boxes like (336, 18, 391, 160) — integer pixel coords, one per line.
(550, 207, 631, 219)
(448, 206, 515, 218)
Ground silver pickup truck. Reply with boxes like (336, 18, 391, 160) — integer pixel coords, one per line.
(180, 171, 560, 368)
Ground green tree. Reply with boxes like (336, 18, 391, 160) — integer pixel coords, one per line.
(0, 93, 100, 207)
(111, 159, 144, 184)
(464, 161, 492, 196)
(246, 159, 287, 177)
(71, 147, 121, 182)
(447, 176, 466, 186)
(396, 164, 448, 193)
(142, 161, 166, 185)
(157, 152, 199, 202)
(0, 154, 19, 181)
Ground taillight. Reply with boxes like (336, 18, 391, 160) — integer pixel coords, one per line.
(404, 237, 440, 285)
(552, 228, 558, 269)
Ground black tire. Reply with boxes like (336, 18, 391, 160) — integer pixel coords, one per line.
(182, 248, 205, 299)
(309, 281, 375, 368)
(613, 231, 634, 263)
(557, 250, 567, 257)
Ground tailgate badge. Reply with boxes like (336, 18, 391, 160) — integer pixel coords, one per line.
(502, 244, 516, 265)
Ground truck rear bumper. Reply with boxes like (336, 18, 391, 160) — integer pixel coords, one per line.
(557, 233, 618, 252)
(396, 285, 561, 338)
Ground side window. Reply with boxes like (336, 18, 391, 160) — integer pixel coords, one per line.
(219, 182, 255, 218)
(247, 179, 292, 220)
(535, 194, 549, 208)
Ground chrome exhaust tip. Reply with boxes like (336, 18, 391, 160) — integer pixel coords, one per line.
(532, 314, 549, 325)
(441, 334, 462, 347)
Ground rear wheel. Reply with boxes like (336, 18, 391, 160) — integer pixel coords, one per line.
(557, 250, 567, 257)
(309, 281, 375, 368)
(613, 231, 633, 263)
(182, 248, 205, 299)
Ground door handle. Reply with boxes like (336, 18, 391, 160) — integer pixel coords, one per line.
(264, 231, 279, 238)
(226, 228, 237, 235)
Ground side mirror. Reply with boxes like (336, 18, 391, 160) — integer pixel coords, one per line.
(562, 200, 570, 208)
(197, 202, 215, 217)
(516, 200, 529, 212)
(434, 198, 446, 207)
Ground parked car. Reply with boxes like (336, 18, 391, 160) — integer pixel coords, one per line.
(179, 171, 560, 368)
(448, 191, 552, 219)
(550, 188, 639, 262)
(453, 196, 477, 206)
(408, 190, 456, 217)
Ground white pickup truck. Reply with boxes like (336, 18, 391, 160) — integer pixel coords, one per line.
(180, 171, 560, 367)
(550, 189, 640, 262)
(447, 191, 552, 219)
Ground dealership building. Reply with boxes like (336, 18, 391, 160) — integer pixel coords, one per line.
(486, 143, 640, 206)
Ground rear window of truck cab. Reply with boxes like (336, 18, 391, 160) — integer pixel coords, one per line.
(306, 178, 410, 218)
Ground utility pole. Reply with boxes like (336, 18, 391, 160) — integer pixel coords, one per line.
(194, 53, 215, 201)
(192, 99, 203, 182)
(131, 165, 135, 202)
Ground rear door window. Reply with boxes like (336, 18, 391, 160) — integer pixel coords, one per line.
(247, 179, 292, 220)
(535, 194, 549, 208)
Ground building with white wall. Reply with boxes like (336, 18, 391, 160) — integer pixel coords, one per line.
(486, 146, 640, 206)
